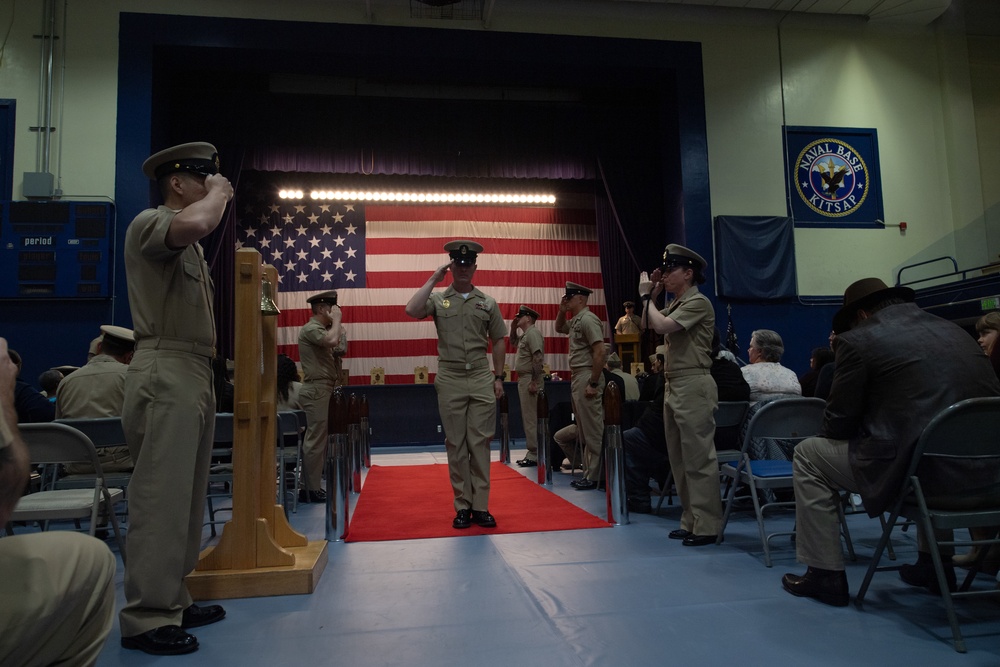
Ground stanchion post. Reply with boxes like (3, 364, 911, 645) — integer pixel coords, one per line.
(498, 391, 510, 464)
(536, 390, 551, 485)
(325, 388, 350, 541)
(348, 393, 361, 494)
(603, 381, 628, 525)
(360, 394, 371, 468)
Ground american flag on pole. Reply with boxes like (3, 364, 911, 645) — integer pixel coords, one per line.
(236, 198, 607, 384)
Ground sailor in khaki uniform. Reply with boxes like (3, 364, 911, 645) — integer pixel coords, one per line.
(0, 336, 117, 667)
(511, 305, 545, 466)
(615, 301, 643, 335)
(405, 240, 507, 529)
(555, 282, 607, 489)
(56, 324, 136, 473)
(119, 142, 232, 655)
(297, 290, 347, 503)
(638, 244, 721, 547)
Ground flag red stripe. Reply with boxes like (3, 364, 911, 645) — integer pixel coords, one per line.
(366, 237, 600, 256)
(364, 270, 603, 289)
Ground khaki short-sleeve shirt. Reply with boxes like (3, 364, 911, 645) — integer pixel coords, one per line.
(299, 319, 347, 384)
(54, 355, 127, 418)
(514, 326, 544, 375)
(421, 286, 506, 363)
(124, 206, 215, 346)
(567, 306, 604, 369)
(660, 286, 714, 372)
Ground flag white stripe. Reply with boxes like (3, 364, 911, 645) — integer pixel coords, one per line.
(364, 253, 602, 272)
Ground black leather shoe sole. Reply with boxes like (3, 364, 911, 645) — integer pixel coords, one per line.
(682, 534, 717, 547)
(668, 529, 692, 540)
(516, 458, 538, 467)
(571, 479, 599, 490)
(121, 627, 199, 656)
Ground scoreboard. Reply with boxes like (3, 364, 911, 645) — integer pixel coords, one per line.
(0, 201, 114, 299)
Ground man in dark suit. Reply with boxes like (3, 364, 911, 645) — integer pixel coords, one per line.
(781, 278, 1000, 607)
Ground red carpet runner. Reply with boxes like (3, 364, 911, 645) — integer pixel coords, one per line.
(344, 462, 610, 542)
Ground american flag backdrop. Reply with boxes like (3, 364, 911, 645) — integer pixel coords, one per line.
(236, 198, 607, 384)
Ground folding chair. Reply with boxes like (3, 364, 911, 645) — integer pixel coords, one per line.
(716, 397, 854, 567)
(53, 417, 132, 523)
(9, 422, 127, 560)
(655, 401, 749, 514)
(854, 396, 1000, 653)
(277, 410, 304, 512)
(205, 413, 235, 536)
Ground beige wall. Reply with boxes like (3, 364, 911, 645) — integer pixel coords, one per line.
(1, 0, 996, 294)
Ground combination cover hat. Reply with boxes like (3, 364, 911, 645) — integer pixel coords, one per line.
(564, 281, 593, 298)
(142, 142, 220, 180)
(517, 305, 540, 319)
(444, 240, 482, 265)
(99, 325, 135, 345)
(306, 290, 339, 306)
(662, 244, 707, 271)
(832, 277, 915, 334)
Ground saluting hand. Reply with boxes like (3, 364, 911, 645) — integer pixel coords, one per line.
(638, 271, 653, 297)
(205, 173, 234, 202)
(431, 261, 452, 284)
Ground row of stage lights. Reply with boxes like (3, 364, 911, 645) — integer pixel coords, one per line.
(277, 189, 557, 205)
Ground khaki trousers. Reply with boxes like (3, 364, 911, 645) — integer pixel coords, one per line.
(664, 373, 721, 535)
(0, 532, 116, 667)
(298, 381, 333, 491)
(119, 349, 215, 637)
(517, 376, 539, 459)
(570, 369, 604, 482)
(435, 365, 495, 512)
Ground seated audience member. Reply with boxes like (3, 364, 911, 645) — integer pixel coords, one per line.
(277, 354, 303, 412)
(782, 278, 1000, 607)
(38, 369, 63, 400)
(711, 330, 751, 450)
(623, 369, 667, 513)
(7, 348, 55, 423)
(638, 350, 664, 402)
(953, 311, 1000, 571)
(56, 325, 136, 474)
(799, 347, 835, 397)
(87, 332, 103, 362)
(813, 331, 838, 400)
(0, 337, 117, 666)
(607, 351, 640, 401)
(741, 329, 801, 401)
(553, 368, 625, 479)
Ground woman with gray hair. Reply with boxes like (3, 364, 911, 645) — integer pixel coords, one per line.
(741, 329, 801, 401)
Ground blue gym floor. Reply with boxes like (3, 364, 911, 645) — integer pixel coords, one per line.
(91, 443, 1000, 666)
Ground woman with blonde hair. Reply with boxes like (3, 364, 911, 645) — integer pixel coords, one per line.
(976, 311, 1000, 379)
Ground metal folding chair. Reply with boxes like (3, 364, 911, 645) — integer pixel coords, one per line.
(855, 396, 1000, 653)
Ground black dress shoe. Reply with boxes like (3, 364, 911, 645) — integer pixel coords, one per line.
(781, 567, 850, 607)
(899, 554, 957, 594)
(515, 458, 538, 467)
(181, 603, 226, 629)
(453, 509, 472, 529)
(668, 529, 692, 540)
(299, 489, 327, 503)
(121, 626, 198, 656)
(571, 479, 599, 490)
(682, 533, 718, 547)
(471, 510, 497, 527)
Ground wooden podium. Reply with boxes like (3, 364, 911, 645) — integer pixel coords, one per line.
(614, 333, 641, 370)
(186, 250, 327, 600)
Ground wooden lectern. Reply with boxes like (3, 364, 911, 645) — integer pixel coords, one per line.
(185, 250, 327, 600)
(614, 333, 641, 370)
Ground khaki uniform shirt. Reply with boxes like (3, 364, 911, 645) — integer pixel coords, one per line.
(514, 326, 544, 376)
(124, 206, 215, 347)
(55, 355, 127, 418)
(615, 314, 642, 335)
(422, 286, 506, 364)
(299, 319, 347, 384)
(661, 286, 714, 373)
(565, 306, 604, 369)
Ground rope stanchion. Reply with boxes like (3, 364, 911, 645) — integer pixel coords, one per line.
(603, 381, 628, 526)
(348, 393, 361, 494)
(360, 394, 371, 469)
(536, 390, 551, 485)
(498, 391, 510, 464)
(325, 388, 350, 542)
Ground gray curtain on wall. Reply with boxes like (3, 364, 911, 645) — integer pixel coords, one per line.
(714, 215, 796, 301)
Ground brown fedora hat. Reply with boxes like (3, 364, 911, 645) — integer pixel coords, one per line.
(832, 277, 915, 334)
